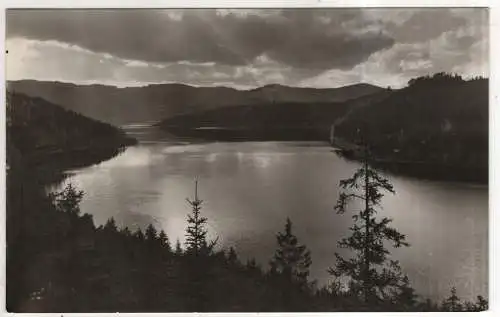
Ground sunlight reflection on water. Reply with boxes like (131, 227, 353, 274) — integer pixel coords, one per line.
(52, 140, 488, 302)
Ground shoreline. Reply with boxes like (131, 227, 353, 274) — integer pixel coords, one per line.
(9, 136, 138, 185)
(331, 140, 488, 185)
(160, 126, 488, 184)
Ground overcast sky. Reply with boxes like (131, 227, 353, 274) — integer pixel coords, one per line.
(6, 8, 489, 89)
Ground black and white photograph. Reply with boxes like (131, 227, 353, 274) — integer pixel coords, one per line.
(4, 6, 491, 312)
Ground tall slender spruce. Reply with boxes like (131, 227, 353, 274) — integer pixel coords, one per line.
(185, 178, 215, 256)
(329, 144, 411, 306)
(183, 178, 216, 311)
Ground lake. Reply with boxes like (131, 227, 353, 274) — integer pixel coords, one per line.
(50, 126, 488, 302)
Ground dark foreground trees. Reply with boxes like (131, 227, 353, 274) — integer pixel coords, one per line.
(182, 179, 218, 311)
(185, 178, 216, 256)
(270, 218, 312, 286)
(329, 146, 415, 310)
(269, 218, 313, 310)
(440, 287, 488, 312)
(7, 170, 487, 312)
(327, 148, 488, 312)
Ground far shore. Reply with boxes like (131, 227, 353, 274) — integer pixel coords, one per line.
(331, 138, 487, 184)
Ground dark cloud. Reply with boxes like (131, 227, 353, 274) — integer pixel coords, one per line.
(444, 32, 481, 51)
(7, 10, 245, 65)
(7, 9, 395, 70)
(6, 9, 488, 88)
(6, 39, 305, 88)
(386, 9, 469, 43)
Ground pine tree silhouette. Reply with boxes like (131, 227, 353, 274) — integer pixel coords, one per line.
(158, 229, 171, 251)
(175, 239, 183, 255)
(104, 217, 118, 232)
(392, 275, 419, 310)
(145, 224, 158, 241)
(269, 218, 312, 311)
(120, 226, 132, 237)
(50, 183, 84, 216)
(183, 178, 217, 311)
(270, 218, 312, 286)
(185, 178, 215, 256)
(474, 295, 488, 311)
(134, 228, 145, 241)
(329, 143, 412, 307)
(441, 287, 463, 312)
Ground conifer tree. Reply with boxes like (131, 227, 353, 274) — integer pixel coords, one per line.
(51, 183, 84, 216)
(145, 224, 158, 241)
(464, 300, 476, 312)
(183, 179, 217, 311)
(270, 218, 312, 286)
(441, 287, 463, 312)
(185, 179, 215, 256)
(134, 228, 145, 241)
(175, 239, 183, 255)
(158, 229, 171, 251)
(474, 295, 488, 311)
(120, 226, 132, 237)
(392, 275, 419, 310)
(104, 217, 118, 232)
(329, 145, 411, 306)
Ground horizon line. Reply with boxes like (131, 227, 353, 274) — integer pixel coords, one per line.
(6, 72, 488, 91)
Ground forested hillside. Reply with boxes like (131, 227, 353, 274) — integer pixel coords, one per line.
(335, 74, 488, 182)
(7, 80, 383, 125)
(159, 90, 392, 141)
(6, 91, 136, 179)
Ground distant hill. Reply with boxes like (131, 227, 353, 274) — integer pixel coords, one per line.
(158, 90, 392, 141)
(6, 80, 383, 125)
(158, 73, 489, 182)
(334, 74, 488, 181)
(6, 91, 136, 174)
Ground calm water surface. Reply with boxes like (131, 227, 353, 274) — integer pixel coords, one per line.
(51, 126, 488, 302)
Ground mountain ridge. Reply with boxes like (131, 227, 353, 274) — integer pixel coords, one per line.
(158, 89, 392, 141)
(157, 74, 488, 183)
(7, 80, 384, 125)
(7, 79, 381, 91)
